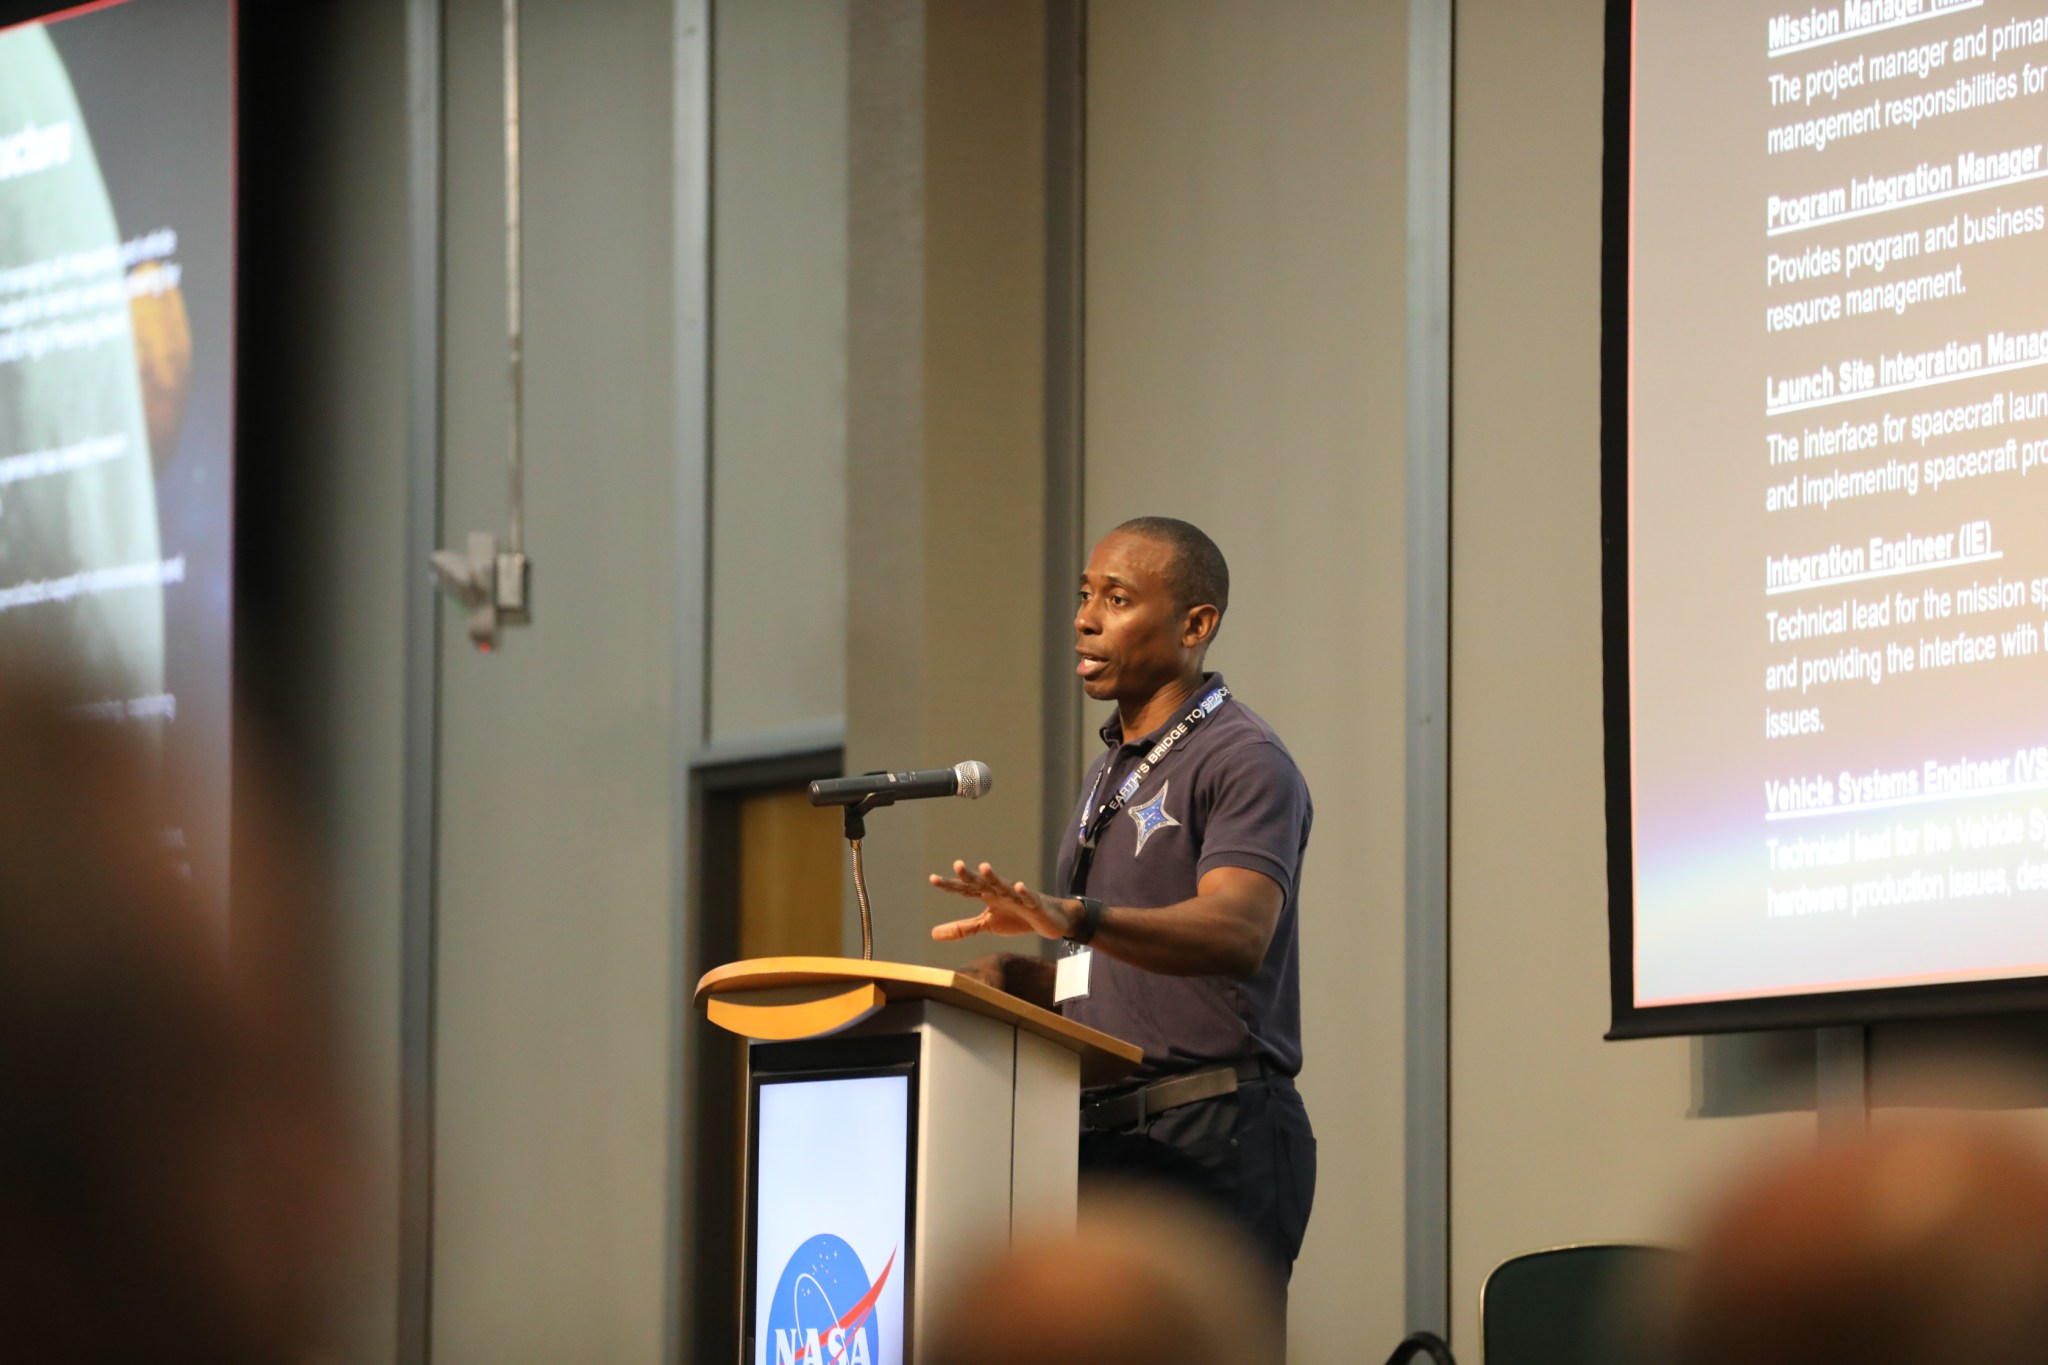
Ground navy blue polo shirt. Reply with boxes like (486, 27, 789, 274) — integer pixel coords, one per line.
(1055, 673, 1312, 1087)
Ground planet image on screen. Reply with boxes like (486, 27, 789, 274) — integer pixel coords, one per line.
(128, 259, 190, 476)
(0, 26, 165, 718)
(765, 1232, 892, 1365)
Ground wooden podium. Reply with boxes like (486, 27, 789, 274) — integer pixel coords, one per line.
(697, 957, 1139, 1364)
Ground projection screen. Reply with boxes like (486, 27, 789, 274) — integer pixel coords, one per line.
(1606, 0, 2048, 1034)
(0, 0, 236, 922)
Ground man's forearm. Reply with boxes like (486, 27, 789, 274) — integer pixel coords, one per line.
(931, 865, 1281, 984)
(1086, 894, 1271, 978)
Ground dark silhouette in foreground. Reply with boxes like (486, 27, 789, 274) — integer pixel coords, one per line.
(923, 1184, 1283, 1365)
(1672, 1122, 2048, 1365)
(0, 684, 351, 1364)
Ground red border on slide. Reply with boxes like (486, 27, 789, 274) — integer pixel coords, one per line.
(227, 0, 238, 839)
(0, 0, 140, 38)
(1645, 957, 2048, 1010)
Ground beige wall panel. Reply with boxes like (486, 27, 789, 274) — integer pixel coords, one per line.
(709, 0, 850, 742)
(1870, 1014, 2048, 1120)
(430, 2, 676, 1360)
(917, 0, 1047, 967)
(844, 0, 1048, 968)
(1086, 2, 1408, 1353)
(1448, 0, 1811, 1354)
(843, 0, 931, 963)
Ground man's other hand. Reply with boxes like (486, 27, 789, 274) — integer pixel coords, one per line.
(929, 861, 1076, 943)
(957, 952, 1059, 1010)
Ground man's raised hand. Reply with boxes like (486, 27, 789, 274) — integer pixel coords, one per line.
(928, 860, 1076, 942)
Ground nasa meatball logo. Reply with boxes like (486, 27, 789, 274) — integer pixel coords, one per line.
(765, 1233, 896, 1365)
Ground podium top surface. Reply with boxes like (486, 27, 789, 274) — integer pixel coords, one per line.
(696, 956, 1141, 1086)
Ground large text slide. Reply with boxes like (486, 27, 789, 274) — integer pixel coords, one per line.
(1632, 0, 2048, 1004)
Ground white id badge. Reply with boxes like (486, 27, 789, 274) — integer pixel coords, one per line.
(1054, 947, 1093, 1003)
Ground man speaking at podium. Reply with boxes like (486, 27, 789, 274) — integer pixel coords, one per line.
(929, 516, 1315, 1285)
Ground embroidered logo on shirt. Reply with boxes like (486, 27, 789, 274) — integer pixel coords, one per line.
(1126, 779, 1181, 856)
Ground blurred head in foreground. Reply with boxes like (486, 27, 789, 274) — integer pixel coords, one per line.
(923, 1183, 1282, 1365)
(0, 682, 350, 1364)
(1671, 1122, 2048, 1365)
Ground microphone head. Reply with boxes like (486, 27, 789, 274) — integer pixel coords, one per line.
(953, 760, 993, 800)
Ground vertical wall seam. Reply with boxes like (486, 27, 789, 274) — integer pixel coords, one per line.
(665, 1, 712, 1361)
(397, 0, 446, 1360)
(1815, 1024, 1870, 1137)
(1040, 0, 1086, 889)
(1404, 0, 1455, 1340)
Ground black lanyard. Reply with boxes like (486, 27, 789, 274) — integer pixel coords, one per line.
(1067, 684, 1231, 896)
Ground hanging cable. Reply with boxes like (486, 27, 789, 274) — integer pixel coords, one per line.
(502, 0, 525, 557)
(426, 0, 532, 648)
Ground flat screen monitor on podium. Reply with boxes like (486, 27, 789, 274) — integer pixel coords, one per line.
(746, 1035, 919, 1365)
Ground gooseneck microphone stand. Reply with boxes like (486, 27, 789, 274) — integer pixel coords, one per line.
(841, 794, 893, 961)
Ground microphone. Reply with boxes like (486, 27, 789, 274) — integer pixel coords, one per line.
(809, 761, 993, 807)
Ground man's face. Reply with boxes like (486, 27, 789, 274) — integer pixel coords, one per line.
(1073, 531, 1195, 703)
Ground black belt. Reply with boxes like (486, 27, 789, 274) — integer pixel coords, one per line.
(1079, 1058, 1267, 1131)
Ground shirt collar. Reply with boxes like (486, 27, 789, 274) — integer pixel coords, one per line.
(1097, 672, 1227, 752)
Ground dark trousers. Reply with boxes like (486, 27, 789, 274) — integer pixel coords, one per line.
(1077, 1073, 1317, 1284)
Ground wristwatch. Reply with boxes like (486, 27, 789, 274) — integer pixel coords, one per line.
(1066, 895, 1106, 945)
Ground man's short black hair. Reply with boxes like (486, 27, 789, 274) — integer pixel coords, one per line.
(1115, 516, 1230, 617)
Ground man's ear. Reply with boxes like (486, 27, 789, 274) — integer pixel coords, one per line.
(1181, 604, 1221, 649)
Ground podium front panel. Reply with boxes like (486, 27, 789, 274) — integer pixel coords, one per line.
(734, 995, 1090, 1364)
(745, 1033, 920, 1365)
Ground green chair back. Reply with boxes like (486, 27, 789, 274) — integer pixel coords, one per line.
(1480, 1243, 1681, 1365)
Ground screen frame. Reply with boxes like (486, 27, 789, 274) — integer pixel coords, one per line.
(742, 1032, 921, 1365)
(1601, 0, 2048, 1038)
